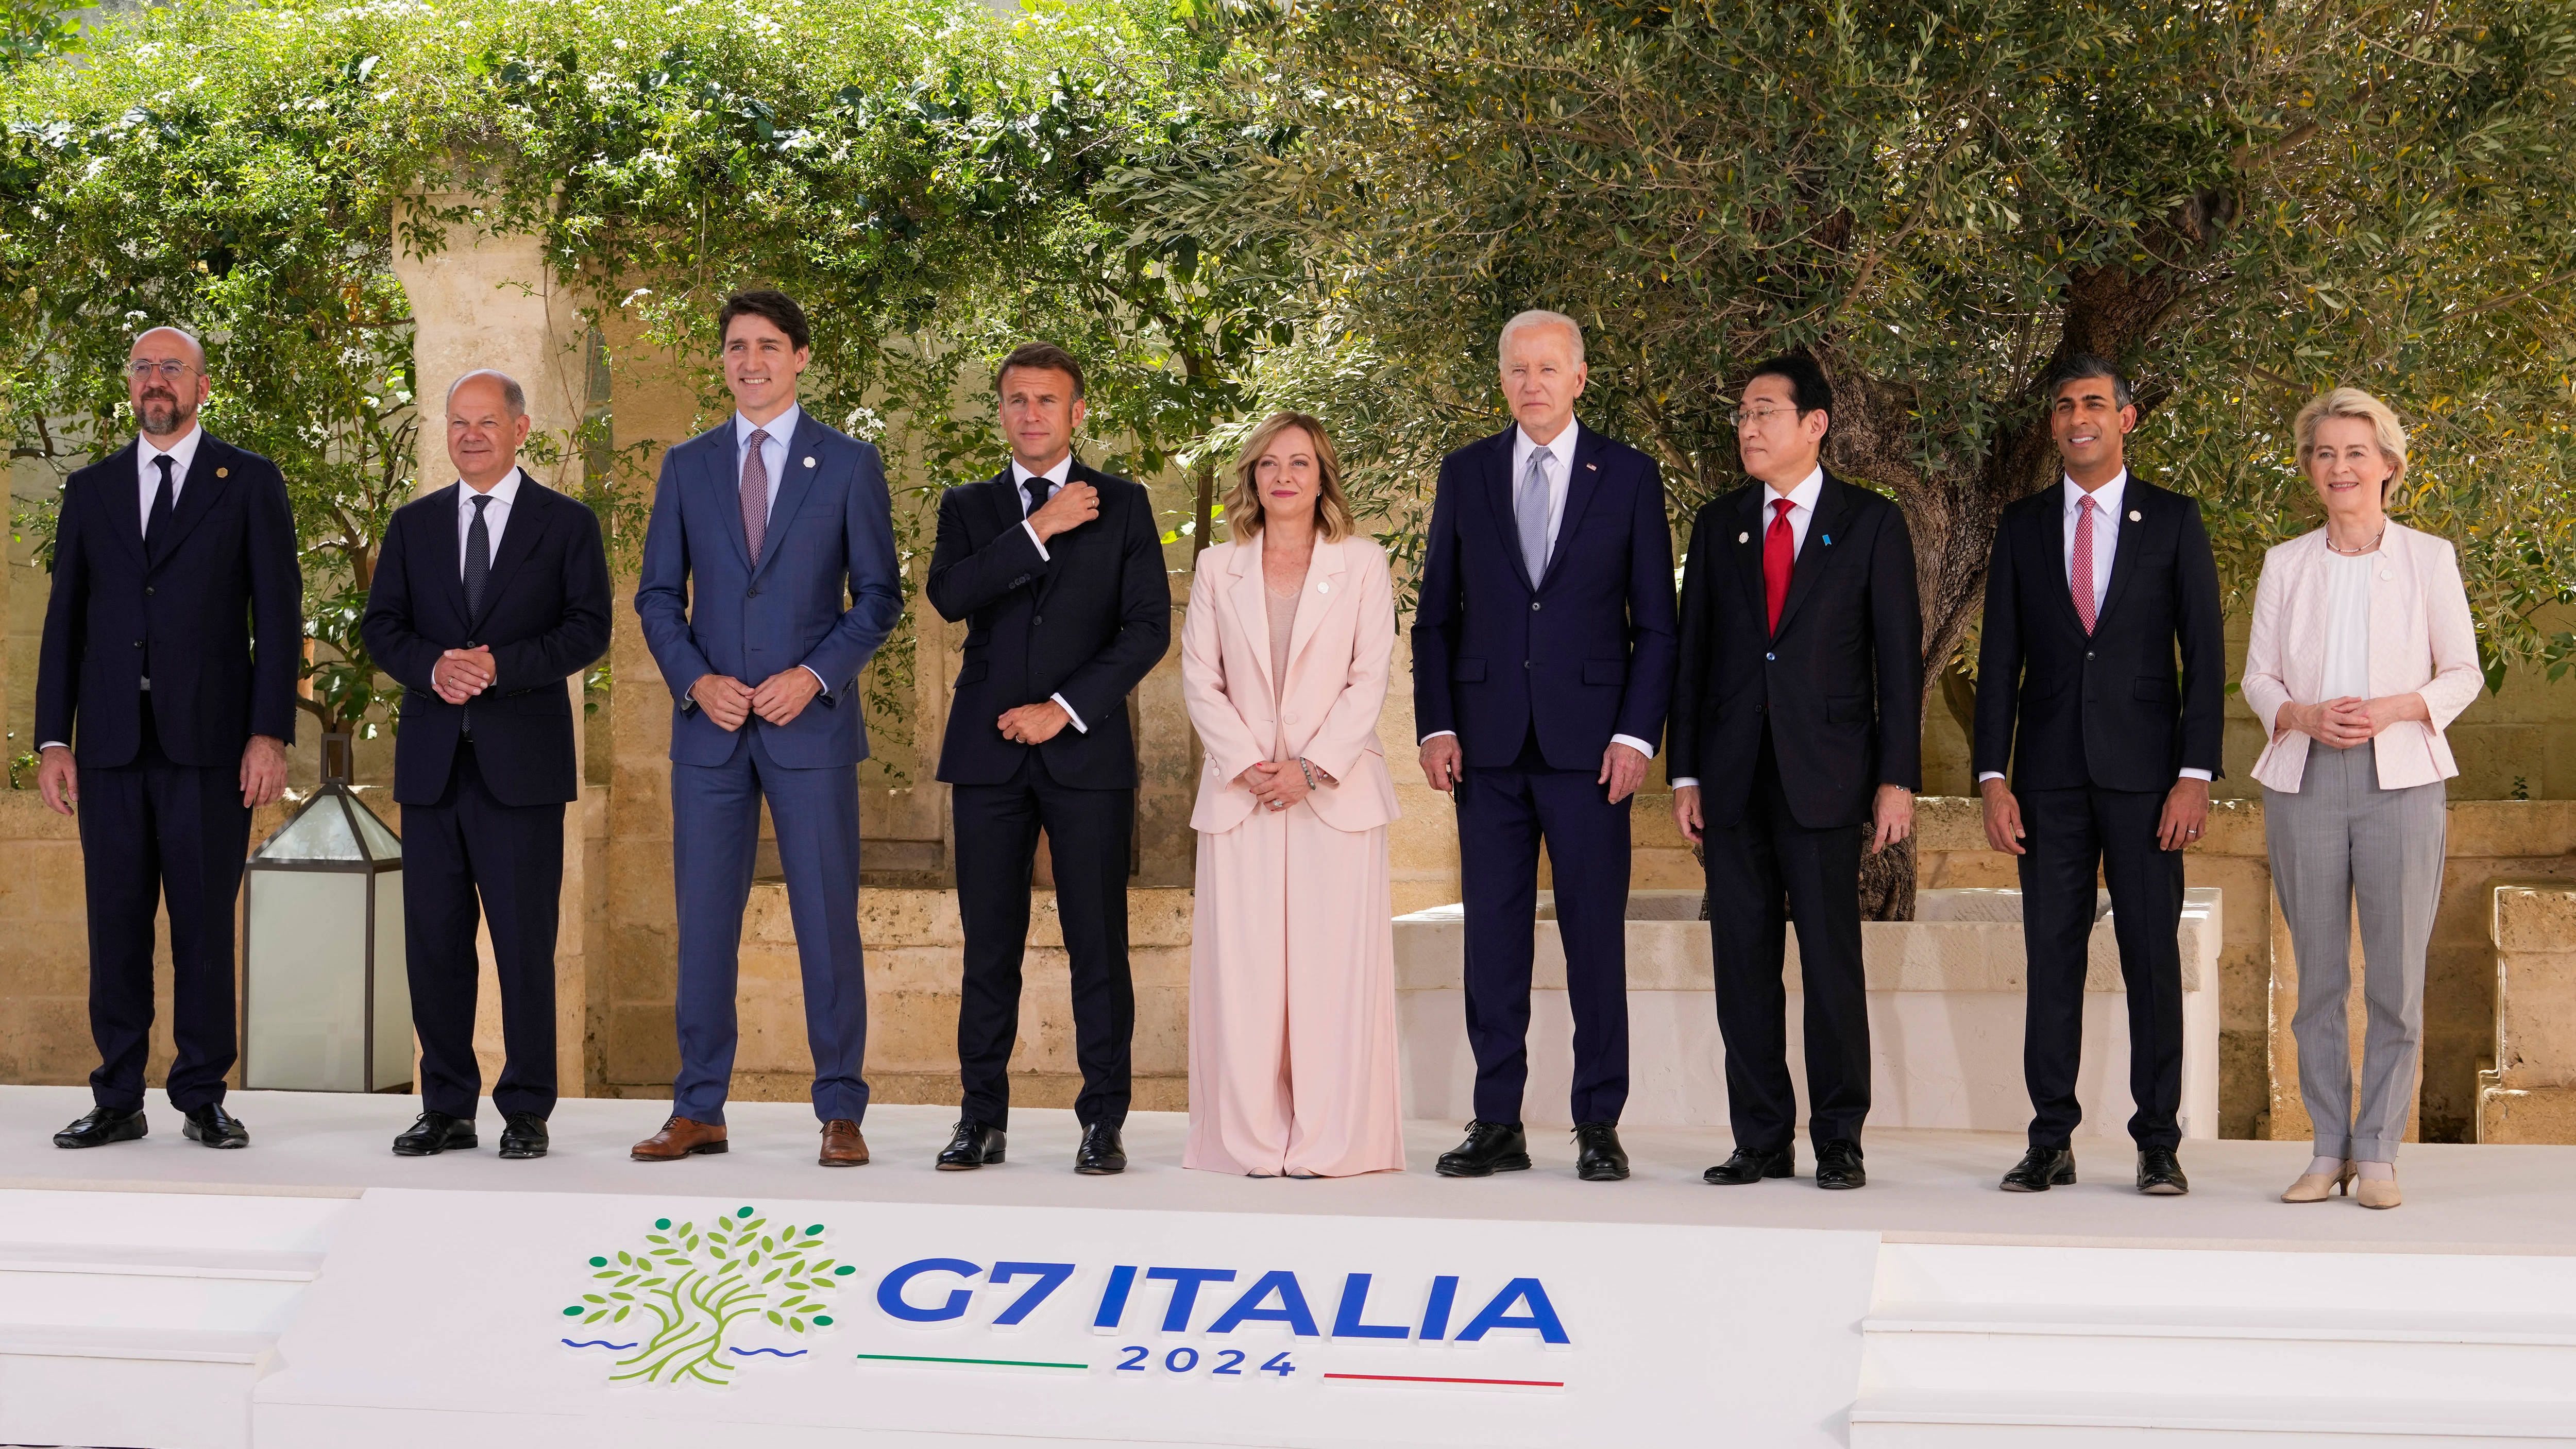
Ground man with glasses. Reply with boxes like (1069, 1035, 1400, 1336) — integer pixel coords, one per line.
(36, 327, 301, 1151)
(1668, 354, 1921, 1190)
(1412, 310, 1676, 1183)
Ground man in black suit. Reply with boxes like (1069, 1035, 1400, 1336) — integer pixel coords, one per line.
(360, 370, 611, 1161)
(1413, 310, 1677, 1183)
(36, 326, 300, 1151)
(1974, 353, 2224, 1196)
(925, 342, 1172, 1175)
(1669, 354, 1922, 1191)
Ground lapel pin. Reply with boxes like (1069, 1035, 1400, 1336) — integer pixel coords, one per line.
(1738, 531, 1750, 544)
(803, 456, 816, 468)
(215, 467, 228, 478)
(2129, 509, 2142, 522)
(1821, 534, 1833, 546)
(1585, 462, 1598, 471)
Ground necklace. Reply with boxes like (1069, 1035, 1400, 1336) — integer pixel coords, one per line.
(2325, 526, 2384, 557)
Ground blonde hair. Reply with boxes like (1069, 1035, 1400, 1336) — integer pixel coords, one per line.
(2294, 387, 2409, 496)
(1224, 412, 1355, 542)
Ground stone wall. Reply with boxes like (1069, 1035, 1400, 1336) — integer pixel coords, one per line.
(2480, 883, 2576, 1143)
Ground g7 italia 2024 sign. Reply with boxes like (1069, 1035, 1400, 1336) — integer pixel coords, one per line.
(556, 1203, 1573, 1393)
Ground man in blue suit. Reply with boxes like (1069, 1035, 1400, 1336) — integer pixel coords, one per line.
(631, 290, 903, 1168)
(1413, 310, 1677, 1182)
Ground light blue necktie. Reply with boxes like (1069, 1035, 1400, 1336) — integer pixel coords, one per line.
(1516, 447, 1553, 584)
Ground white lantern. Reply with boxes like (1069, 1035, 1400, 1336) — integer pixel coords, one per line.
(240, 744, 409, 1093)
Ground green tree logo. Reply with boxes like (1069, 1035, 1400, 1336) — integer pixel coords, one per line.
(557, 1205, 856, 1386)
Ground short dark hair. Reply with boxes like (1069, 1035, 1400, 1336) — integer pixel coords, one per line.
(717, 289, 811, 352)
(2047, 352, 2133, 408)
(995, 341, 1086, 400)
(1743, 352, 1833, 432)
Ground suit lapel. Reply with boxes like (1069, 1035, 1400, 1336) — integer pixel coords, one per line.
(2044, 488, 2091, 636)
(1731, 486, 1770, 626)
(2094, 475, 2150, 628)
(750, 416, 826, 581)
(147, 433, 232, 568)
(1282, 533, 1349, 682)
(1226, 531, 1276, 703)
(1478, 430, 1537, 593)
(1540, 428, 1609, 588)
(1033, 460, 1097, 611)
(99, 440, 147, 570)
(704, 426, 754, 571)
(422, 482, 471, 632)
(468, 473, 545, 636)
(1771, 474, 1852, 638)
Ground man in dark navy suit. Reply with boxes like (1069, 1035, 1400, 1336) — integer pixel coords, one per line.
(1668, 354, 1922, 1192)
(361, 369, 611, 1161)
(631, 291, 904, 1168)
(1413, 309, 1677, 1182)
(37, 326, 301, 1151)
(924, 342, 1172, 1177)
(1974, 353, 2224, 1197)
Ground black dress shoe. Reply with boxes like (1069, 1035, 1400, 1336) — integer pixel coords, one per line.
(1573, 1122, 1629, 1182)
(499, 1113, 550, 1160)
(1703, 1144, 1794, 1185)
(54, 1105, 146, 1149)
(1435, 1120, 1531, 1178)
(182, 1102, 249, 1149)
(393, 1111, 476, 1156)
(2001, 1145, 2076, 1191)
(936, 1120, 1005, 1170)
(2136, 1146, 2190, 1195)
(1074, 1122, 1127, 1175)
(1815, 1139, 1867, 1190)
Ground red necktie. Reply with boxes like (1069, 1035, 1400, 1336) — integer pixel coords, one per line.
(1764, 497, 1795, 635)
(2072, 495, 2099, 634)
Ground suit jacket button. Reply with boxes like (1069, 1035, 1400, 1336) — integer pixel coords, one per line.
(1531, 601, 1542, 611)
(132, 640, 143, 649)
(1765, 652, 1776, 661)
(1033, 615, 1044, 625)
(2087, 651, 2095, 659)
(145, 587, 155, 596)
(747, 588, 760, 598)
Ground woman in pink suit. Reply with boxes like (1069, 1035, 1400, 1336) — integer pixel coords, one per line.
(1180, 412, 1405, 1178)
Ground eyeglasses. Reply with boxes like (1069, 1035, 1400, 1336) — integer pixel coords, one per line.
(127, 360, 199, 381)
(1731, 405, 1800, 428)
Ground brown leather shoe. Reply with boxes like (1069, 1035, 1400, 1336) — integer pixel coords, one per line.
(819, 1119, 870, 1167)
(630, 1116, 727, 1162)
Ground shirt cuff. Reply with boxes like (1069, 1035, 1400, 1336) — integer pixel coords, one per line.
(802, 666, 834, 700)
(2178, 768, 2213, 782)
(1051, 693, 1087, 733)
(1976, 771, 2005, 783)
(1419, 729, 1458, 745)
(37, 741, 65, 753)
(1022, 519, 1050, 561)
(1611, 733, 1656, 760)
(1670, 777, 1699, 790)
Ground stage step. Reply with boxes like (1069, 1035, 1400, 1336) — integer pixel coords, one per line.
(1853, 1243, 2576, 1445)
(0, 1191, 350, 1449)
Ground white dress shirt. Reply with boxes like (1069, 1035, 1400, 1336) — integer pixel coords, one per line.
(1421, 418, 1656, 760)
(1977, 470, 2211, 784)
(1007, 451, 1089, 735)
(454, 467, 522, 574)
(1670, 467, 1823, 791)
(2319, 550, 2375, 702)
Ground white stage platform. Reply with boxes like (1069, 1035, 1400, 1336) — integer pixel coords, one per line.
(6, 1087, 2576, 1447)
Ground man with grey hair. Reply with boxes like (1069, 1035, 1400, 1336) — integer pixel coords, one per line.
(1413, 308, 1676, 1182)
(38, 326, 301, 1151)
(360, 368, 611, 1160)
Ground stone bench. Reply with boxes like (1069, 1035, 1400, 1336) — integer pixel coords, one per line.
(1392, 887, 2222, 1137)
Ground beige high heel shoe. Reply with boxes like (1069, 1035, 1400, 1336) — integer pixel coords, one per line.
(2355, 1171, 2402, 1209)
(2280, 1160, 2355, 1203)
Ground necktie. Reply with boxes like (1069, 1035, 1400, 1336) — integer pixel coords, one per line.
(1515, 447, 1553, 585)
(145, 455, 175, 544)
(740, 428, 772, 565)
(464, 493, 493, 617)
(1023, 472, 1054, 515)
(1764, 497, 1796, 635)
(2072, 494, 2099, 634)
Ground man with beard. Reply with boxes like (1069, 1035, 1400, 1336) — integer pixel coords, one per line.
(36, 327, 302, 1151)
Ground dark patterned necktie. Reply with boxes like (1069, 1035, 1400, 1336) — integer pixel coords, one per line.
(465, 493, 493, 616)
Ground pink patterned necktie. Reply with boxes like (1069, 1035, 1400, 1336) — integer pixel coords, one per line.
(2071, 493, 2098, 634)
(740, 428, 771, 564)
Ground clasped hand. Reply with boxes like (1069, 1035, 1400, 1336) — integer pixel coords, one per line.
(432, 645, 496, 705)
(690, 669, 823, 730)
(2287, 695, 2412, 750)
(1239, 758, 1328, 811)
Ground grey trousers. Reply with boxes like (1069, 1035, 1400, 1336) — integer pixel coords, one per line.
(2263, 740, 2445, 1161)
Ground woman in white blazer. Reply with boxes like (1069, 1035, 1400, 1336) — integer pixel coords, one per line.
(1178, 412, 1405, 1177)
(2241, 387, 2479, 1209)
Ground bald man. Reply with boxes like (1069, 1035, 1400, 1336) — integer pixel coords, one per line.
(37, 327, 302, 1151)
(360, 370, 611, 1160)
